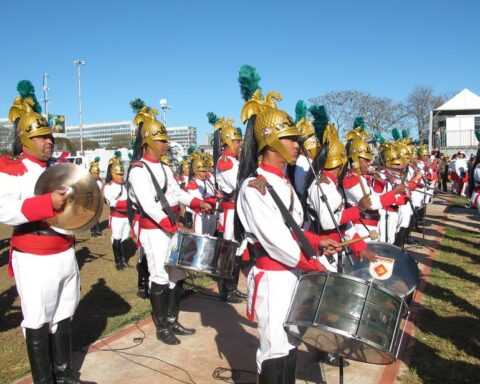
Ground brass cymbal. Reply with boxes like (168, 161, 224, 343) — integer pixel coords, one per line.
(34, 163, 104, 235)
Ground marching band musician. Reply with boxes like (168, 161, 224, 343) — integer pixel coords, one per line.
(0, 90, 89, 383)
(293, 117, 319, 196)
(343, 127, 404, 241)
(305, 123, 376, 272)
(213, 117, 247, 304)
(103, 154, 130, 270)
(128, 106, 212, 345)
(178, 160, 190, 189)
(184, 152, 218, 235)
(236, 90, 341, 384)
(89, 158, 103, 237)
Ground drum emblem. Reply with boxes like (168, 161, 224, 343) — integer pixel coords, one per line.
(369, 256, 395, 280)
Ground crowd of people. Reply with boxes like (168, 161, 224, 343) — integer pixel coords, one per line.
(2, 83, 479, 384)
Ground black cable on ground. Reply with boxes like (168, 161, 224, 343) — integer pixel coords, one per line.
(212, 367, 256, 384)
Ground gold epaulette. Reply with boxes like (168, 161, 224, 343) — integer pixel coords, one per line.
(247, 175, 267, 196)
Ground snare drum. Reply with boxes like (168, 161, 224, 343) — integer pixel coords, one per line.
(343, 242, 420, 298)
(166, 231, 238, 279)
(285, 272, 406, 365)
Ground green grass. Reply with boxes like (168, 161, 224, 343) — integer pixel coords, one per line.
(400, 226, 480, 384)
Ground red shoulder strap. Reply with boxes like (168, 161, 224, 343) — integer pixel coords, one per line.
(0, 155, 27, 176)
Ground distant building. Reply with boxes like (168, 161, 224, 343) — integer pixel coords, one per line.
(167, 126, 197, 150)
(67, 121, 133, 149)
(0, 118, 14, 152)
(429, 88, 480, 155)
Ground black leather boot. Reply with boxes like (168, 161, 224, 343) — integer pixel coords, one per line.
(136, 250, 149, 299)
(167, 280, 195, 335)
(283, 348, 298, 383)
(219, 256, 244, 303)
(258, 354, 294, 384)
(51, 318, 93, 384)
(150, 282, 180, 345)
(25, 324, 54, 384)
(112, 240, 123, 270)
(119, 240, 129, 268)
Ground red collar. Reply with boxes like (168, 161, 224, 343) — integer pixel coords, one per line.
(223, 150, 237, 159)
(143, 154, 161, 163)
(323, 169, 338, 185)
(22, 152, 47, 168)
(260, 162, 285, 179)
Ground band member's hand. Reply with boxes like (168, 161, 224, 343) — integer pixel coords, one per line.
(159, 217, 178, 233)
(358, 195, 372, 211)
(358, 249, 377, 262)
(392, 184, 405, 194)
(215, 190, 223, 199)
(199, 200, 213, 213)
(51, 187, 68, 212)
(318, 239, 342, 256)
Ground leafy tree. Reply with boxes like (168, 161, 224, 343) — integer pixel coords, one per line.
(55, 137, 77, 153)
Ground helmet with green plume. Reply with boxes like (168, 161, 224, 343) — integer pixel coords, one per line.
(109, 154, 124, 183)
(323, 123, 347, 169)
(180, 160, 190, 174)
(345, 127, 373, 162)
(214, 117, 242, 155)
(190, 151, 208, 176)
(133, 106, 168, 155)
(296, 117, 319, 159)
(380, 142, 403, 167)
(418, 143, 429, 158)
(89, 156, 101, 176)
(204, 152, 214, 170)
(240, 90, 300, 165)
(9, 81, 53, 160)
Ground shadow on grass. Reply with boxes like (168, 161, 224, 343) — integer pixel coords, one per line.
(0, 285, 22, 332)
(71, 277, 131, 352)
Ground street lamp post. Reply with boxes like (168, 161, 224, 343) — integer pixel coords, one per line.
(41, 73, 50, 118)
(159, 98, 173, 127)
(74, 59, 85, 155)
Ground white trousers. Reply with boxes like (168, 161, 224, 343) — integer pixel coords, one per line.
(193, 213, 217, 236)
(12, 248, 80, 330)
(379, 210, 399, 244)
(110, 216, 130, 242)
(247, 267, 300, 373)
(140, 228, 186, 287)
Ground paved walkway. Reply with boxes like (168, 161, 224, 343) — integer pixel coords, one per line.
(16, 194, 470, 384)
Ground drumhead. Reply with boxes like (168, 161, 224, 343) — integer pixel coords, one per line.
(343, 242, 420, 297)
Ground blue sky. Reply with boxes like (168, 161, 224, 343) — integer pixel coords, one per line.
(0, 0, 478, 144)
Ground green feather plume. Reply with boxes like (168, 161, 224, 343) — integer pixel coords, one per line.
(353, 116, 366, 131)
(374, 133, 386, 145)
(130, 98, 146, 114)
(294, 100, 308, 123)
(309, 105, 329, 141)
(401, 129, 409, 139)
(16, 80, 42, 113)
(236, 127, 243, 137)
(206, 112, 219, 126)
(94, 156, 100, 162)
(238, 65, 261, 101)
(392, 128, 401, 141)
(114, 150, 122, 158)
(128, 153, 133, 161)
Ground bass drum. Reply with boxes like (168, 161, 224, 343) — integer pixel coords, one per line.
(343, 242, 420, 298)
(285, 272, 405, 365)
(166, 231, 238, 279)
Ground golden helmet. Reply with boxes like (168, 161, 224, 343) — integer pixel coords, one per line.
(241, 90, 300, 165)
(214, 117, 242, 155)
(161, 155, 173, 167)
(380, 142, 403, 167)
(296, 117, 320, 159)
(109, 157, 124, 183)
(323, 123, 347, 169)
(9, 96, 53, 160)
(394, 141, 409, 164)
(204, 152, 214, 169)
(89, 160, 100, 176)
(418, 143, 429, 157)
(133, 106, 168, 153)
(190, 151, 208, 176)
(180, 160, 190, 174)
(345, 127, 373, 162)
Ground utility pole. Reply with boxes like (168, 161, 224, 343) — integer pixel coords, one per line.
(41, 73, 50, 118)
(159, 98, 173, 127)
(74, 59, 85, 155)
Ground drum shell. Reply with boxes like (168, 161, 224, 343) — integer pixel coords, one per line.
(285, 272, 405, 365)
(166, 231, 238, 279)
(343, 242, 420, 298)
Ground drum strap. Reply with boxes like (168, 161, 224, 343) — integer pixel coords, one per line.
(140, 161, 178, 224)
(265, 183, 317, 259)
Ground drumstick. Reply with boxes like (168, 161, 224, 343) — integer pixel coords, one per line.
(352, 162, 368, 197)
(319, 230, 379, 249)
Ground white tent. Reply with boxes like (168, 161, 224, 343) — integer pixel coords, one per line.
(429, 88, 480, 150)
